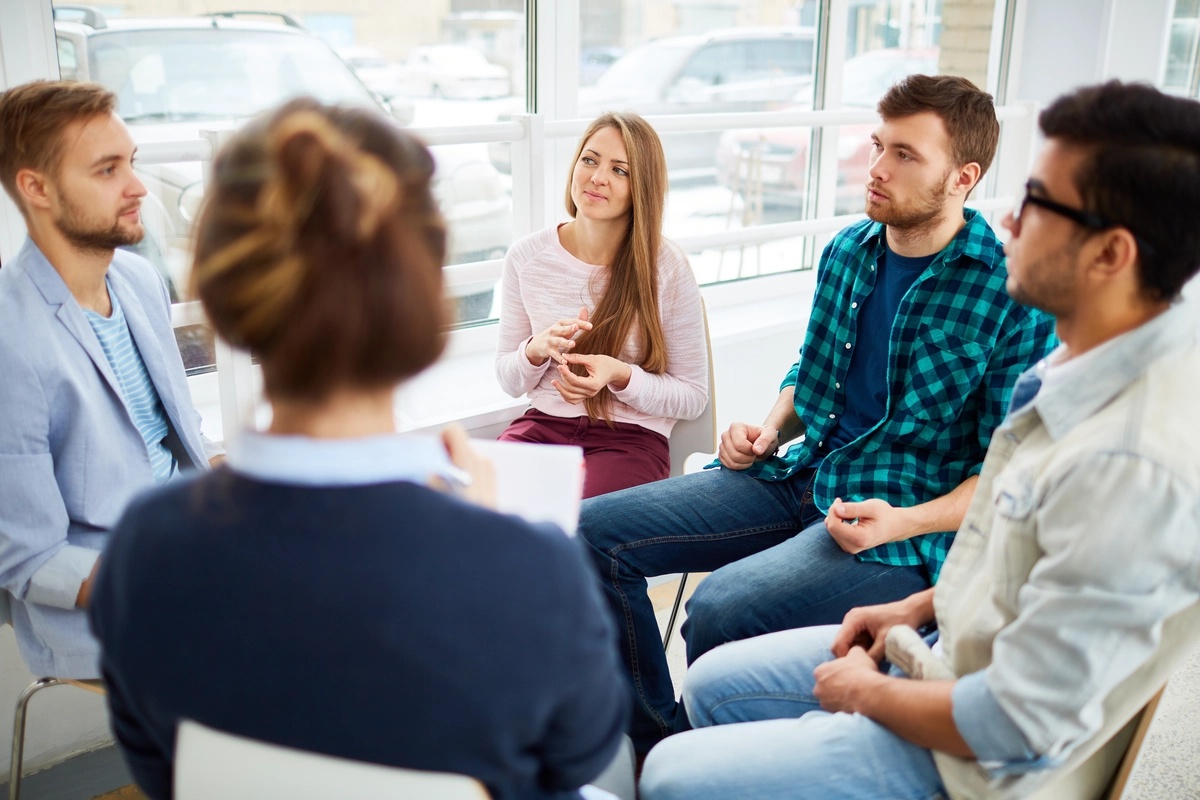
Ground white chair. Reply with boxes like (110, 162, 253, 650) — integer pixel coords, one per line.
(661, 300, 718, 653)
(0, 591, 105, 800)
(174, 719, 490, 800)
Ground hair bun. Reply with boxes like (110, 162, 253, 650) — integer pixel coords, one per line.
(264, 111, 400, 248)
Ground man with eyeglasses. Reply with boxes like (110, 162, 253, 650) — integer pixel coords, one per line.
(639, 80, 1200, 800)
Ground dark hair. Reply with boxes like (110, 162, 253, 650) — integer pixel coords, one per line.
(1039, 81, 1200, 301)
(0, 80, 116, 213)
(191, 98, 447, 402)
(877, 74, 1000, 182)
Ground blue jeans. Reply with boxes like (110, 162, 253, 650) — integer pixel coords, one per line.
(639, 626, 947, 800)
(578, 468, 931, 756)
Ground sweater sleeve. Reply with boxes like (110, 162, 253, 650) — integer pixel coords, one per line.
(609, 242, 709, 421)
(494, 241, 554, 397)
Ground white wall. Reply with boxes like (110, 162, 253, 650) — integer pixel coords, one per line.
(1009, 0, 1173, 106)
(0, 0, 58, 262)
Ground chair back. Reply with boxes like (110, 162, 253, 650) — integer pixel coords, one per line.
(174, 720, 491, 800)
(0, 590, 11, 629)
(669, 298, 716, 477)
(1102, 685, 1165, 800)
(1021, 685, 1166, 800)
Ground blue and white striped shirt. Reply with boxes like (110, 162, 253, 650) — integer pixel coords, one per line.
(83, 281, 176, 483)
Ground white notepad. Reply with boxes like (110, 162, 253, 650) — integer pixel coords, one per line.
(469, 438, 585, 536)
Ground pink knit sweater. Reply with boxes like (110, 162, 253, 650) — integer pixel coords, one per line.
(494, 225, 708, 438)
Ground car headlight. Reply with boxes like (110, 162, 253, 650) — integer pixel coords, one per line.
(177, 181, 206, 225)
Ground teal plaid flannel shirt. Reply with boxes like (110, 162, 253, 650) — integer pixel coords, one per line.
(734, 209, 1056, 582)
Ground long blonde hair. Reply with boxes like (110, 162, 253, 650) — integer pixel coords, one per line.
(564, 112, 670, 422)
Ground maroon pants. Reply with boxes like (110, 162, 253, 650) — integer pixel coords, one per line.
(499, 409, 670, 499)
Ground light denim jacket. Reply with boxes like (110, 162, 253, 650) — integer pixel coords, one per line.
(0, 239, 221, 677)
(929, 302, 1200, 800)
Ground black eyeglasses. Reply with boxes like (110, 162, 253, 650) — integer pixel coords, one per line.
(1014, 181, 1113, 230)
(1014, 180, 1155, 258)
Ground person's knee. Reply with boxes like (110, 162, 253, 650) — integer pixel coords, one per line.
(679, 645, 735, 728)
(638, 736, 702, 800)
(578, 485, 649, 554)
(683, 573, 750, 660)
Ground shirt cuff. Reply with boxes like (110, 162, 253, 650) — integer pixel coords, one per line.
(610, 364, 644, 400)
(24, 544, 100, 610)
(201, 434, 226, 464)
(518, 336, 553, 378)
(953, 672, 1051, 776)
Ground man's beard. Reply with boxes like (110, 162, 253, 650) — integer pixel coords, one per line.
(864, 169, 950, 236)
(54, 197, 144, 254)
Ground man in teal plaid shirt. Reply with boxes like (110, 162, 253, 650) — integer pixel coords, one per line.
(580, 74, 1057, 757)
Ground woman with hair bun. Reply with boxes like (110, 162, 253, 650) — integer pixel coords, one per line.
(495, 112, 708, 498)
(88, 99, 627, 800)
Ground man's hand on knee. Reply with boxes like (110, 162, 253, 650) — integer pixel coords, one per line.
(812, 646, 885, 713)
(717, 422, 779, 470)
(831, 590, 936, 661)
(824, 497, 918, 553)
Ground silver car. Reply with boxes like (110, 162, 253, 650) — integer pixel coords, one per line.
(55, 10, 508, 324)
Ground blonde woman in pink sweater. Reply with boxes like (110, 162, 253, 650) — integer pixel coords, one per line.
(495, 112, 708, 498)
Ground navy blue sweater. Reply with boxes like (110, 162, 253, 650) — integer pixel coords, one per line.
(90, 468, 628, 799)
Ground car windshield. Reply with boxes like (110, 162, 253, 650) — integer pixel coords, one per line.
(88, 28, 379, 122)
(594, 40, 694, 91)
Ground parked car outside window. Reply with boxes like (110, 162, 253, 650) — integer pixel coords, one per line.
(336, 45, 416, 119)
(395, 45, 510, 100)
(715, 48, 940, 215)
(580, 28, 817, 174)
(54, 11, 507, 333)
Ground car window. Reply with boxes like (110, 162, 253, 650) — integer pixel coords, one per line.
(594, 40, 693, 92)
(56, 36, 80, 81)
(88, 28, 378, 122)
(678, 42, 750, 86)
(679, 38, 813, 88)
(753, 39, 815, 78)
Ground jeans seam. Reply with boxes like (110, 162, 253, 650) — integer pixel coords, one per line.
(605, 523, 799, 557)
(707, 690, 816, 721)
(608, 552, 671, 738)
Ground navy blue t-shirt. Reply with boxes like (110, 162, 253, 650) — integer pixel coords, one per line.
(824, 240, 935, 453)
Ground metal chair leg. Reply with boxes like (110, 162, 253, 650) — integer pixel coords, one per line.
(662, 573, 690, 654)
(8, 678, 104, 800)
(10, 678, 64, 800)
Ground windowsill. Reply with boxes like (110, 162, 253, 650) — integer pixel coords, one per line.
(188, 269, 819, 445)
(394, 269, 816, 436)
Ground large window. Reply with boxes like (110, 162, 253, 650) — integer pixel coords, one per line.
(52, 0, 525, 362)
(1165, 0, 1200, 95)
(42, 0, 1007, 432)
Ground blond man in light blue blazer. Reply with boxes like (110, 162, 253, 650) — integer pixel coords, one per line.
(0, 80, 222, 678)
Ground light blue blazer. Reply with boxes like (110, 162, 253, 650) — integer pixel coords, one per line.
(0, 239, 221, 677)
